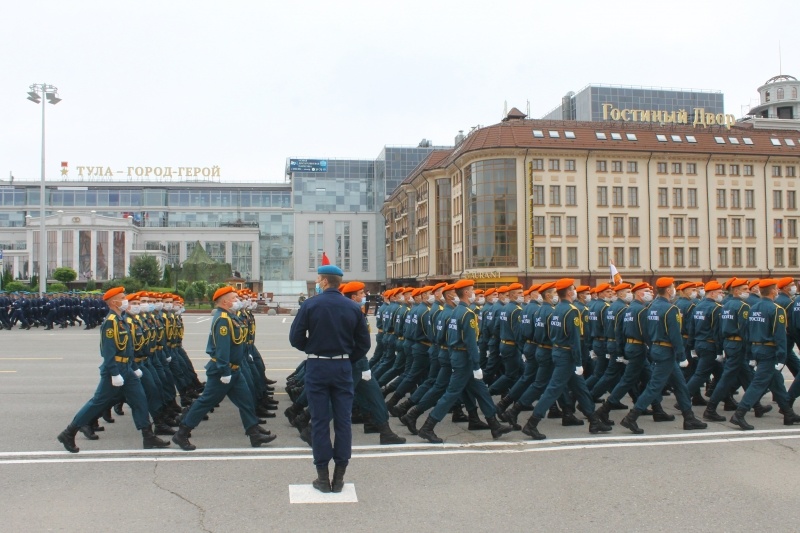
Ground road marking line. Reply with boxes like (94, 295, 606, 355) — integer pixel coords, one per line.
(196, 318, 210, 323)
(0, 371, 17, 373)
(0, 358, 63, 360)
(289, 483, 357, 504)
(282, 318, 287, 324)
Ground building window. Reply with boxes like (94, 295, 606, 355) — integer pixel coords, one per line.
(687, 163, 697, 174)
(675, 247, 685, 267)
(566, 186, 577, 205)
(597, 217, 609, 237)
(745, 189, 755, 209)
(550, 216, 561, 236)
(597, 186, 608, 206)
(628, 187, 639, 207)
(746, 218, 756, 238)
(715, 164, 726, 175)
(689, 218, 699, 237)
(776, 248, 785, 267)
(717, 218, 727, 237)
(788, 166, 797, 178)
(730, 164, 740, 176)
(717, 189, 726, 208)
(232, 241, 253, 280)
(689, 247, 699, 267)
(731, 218, 742, 238)
(673, 188, 683, 207)
(773, 165, 783, 177)
(688, 188, 698, 208)
(550, 185, 561, 205)
(361, 221, 369, 272)
(627, 161, 638, 173)
(549, 159, 560, 171)
(658, 188, 668, 207)
(566, 216, 577, 236)
(775, 190, 784, 209)
(533, 216, 545, 236)
(659, 247, 670, 267)
(630, 247, 640, 267)
(614, 247, 625, 267)
(613, 217, 625, 237)
(778, 87, 785, 100)
(167, 241, 180, 266)
(657, 162, 668, 174)
(775, 219, 784, 237)
(534, 247, 546, 267)
(747, 247, 756, 267)
(95, 230, 108, 280)
(672, 163, 682, 174)
(465, 160, 518, 268)
(565, 159, 576, 171)
(551, 247, 562, 267)
(62, 231, 74, 269)
(533, 185, 544, 205)
(598, 247, 609, 267)
(597, 161, 607, 172)
(788, 219, 798, 238)
(531, 159, 543, 170)
(624, 217, 637, 237)
(335, 221, 351, 271)
(744, 165, 754, 176)
(731, 190, 741, 209)
(612, 187, 624, 207)
(718, 248, 728, 267)
(790, 248, 798, 268)
(308, 221, 323, 270)
(789, 190, 797, 210)
(674, 218, 684, 237)
(732, 247, 742, 267)
(567, 247, 578, 267)
(612, 161, 623, 172)
(659, 217, 669, 237)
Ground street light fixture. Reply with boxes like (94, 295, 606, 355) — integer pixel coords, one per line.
(27, 83, 61, 295)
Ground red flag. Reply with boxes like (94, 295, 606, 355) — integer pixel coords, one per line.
(321, 252, 330, 265)
(61, 162, 68, 167)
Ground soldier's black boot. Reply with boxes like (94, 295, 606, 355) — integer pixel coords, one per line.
(142, 425, 171, 449)
(621, 408, 644, 434)
(154, 413, 177, 435)
(521, 415, 546, 440)
(753, 401, 772, 418)
(385, 393, 401, 416)
(172, 424, 196, 450)
(691, 393, 708, 406)
(588, 412, 612, 434)
(299, 426, 312, 446)
(363, 421, 380, 434)
(57, 425, 80, 453)
(113, 402, 125, 416)
(723, 394, 739, 412)
(487, 415, 513, 439)
(378, 423, 406, 445)
(652, 403, 675, 422)
(467, 409, 491, 430)
(547, 404, 563, 419)
(418, 416, 443, 444)
(331, 464, 346, 493)
(313, 466, 331, 493)
(400, 406, 422, 435)
(494, 395, 513, 415)
(246, 424, 277, 447)
(594, 400, 613, 426)
(284, 403, 304, 426)
(451, 405, 469, 423)
(294, 410, 311, 432)
(500, 402, 523, 430)
(782, 407, 800, 426)
(394, 399, 413, 418)
(101, 408, 115, 424)
(682, 410, 707, 430)
(90, 418, 104, 431)
(562, 407, 585, 427)
(702, 402, 726, 422)
(730, 408, 753, 430)
(79, 424, 99, 440)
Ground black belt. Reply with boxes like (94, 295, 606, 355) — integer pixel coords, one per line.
(307, 354, 349, 359)
(627, 339, 644, 345)
(726, 336, 743, 341)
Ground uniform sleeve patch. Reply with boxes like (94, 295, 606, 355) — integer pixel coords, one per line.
(105, 329, 114, 338)
(219, 326, 228, 336)
(469, 318, 477, 330)
(743, 311, 748, 319)
(574, 317, 581, 326)
(779, 315, 786, 324)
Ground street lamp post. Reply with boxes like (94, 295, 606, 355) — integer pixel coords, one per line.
(27, 83, 61, 296)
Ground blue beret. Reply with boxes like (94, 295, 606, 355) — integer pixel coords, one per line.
(318, 264, 344, 276)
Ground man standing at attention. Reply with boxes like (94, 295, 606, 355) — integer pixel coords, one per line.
(290, 261, 371, 493)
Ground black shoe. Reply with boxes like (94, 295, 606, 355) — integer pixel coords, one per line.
(588, 412, 612, 434)
(142, 425, 171, 449)
(57, 425, 80, 453)
(154, 422, 177, 436)
(79, 425, 99, 441)
(595, 401, 613, 426)
(418, 416, 443, 443)
(494, 396, 513, 415)
(331, 464, 346, 493)
(754, 402, 772, 418)
(783, 407, 800, 426)
(467, 410, 491, 430)
(172, 424, 196, 451)
(562, 412, 585, 427)
(521, 415, 546, 440)
(651, 404, 675, 422)
(400, 406, 422, 435)
(702, 404, 726, 422)
(299, 426, 312, 446)
(451, 406, 469, 423)
(313, 466, 331, 493)
(246, 425, 277, 447)
(501, 403, 523, 430)
(723, 395, 739, 412)
(730, 408, 754, 430)
(113, 403, 125, 416)
(682, 410, 707, 430)
(691, 394, 708, 406)
(378, 423, 406, 445)
(363, 422, 380, 434)
(393, 399, 413, 418)
(101, 409, 115, 424)
(621, 408, 643, 434)
(547, 404, 563, 419)
(486, 415, 513, 439)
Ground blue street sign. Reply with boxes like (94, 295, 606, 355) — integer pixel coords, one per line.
(289, 159, 328, 173)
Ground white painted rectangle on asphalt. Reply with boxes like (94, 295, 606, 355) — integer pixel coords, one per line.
(289, 484, 357, 504)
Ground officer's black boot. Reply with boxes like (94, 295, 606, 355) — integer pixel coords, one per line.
(782, 407, 800, 425)
(57, 424, 80, 453)
(753, 401, 772, 418)
(723, 394, 739, 412)
(400, 406, 422, 435)
(682, 410, 707, 430)
(246, 424, 277, 447)
(691, 393, 708, 406)
(495, 395, 513, 415)
(703, 401, 726, 422)
(154, 412, 177, 435)
(91, 418, 104, 432)
(621, 408, 644, 434)
(547, 404, 563, 419)
(113, 402, 125, 416)
(562, 407, 585, 427)
(521, 415, 546, 440)
(363, 420, 380, 434)
(487, 415, 513, 439)
(451, 405, 469, 423)
(79, 424, 99, 440)
(386, 393, 403, 417)
(313, 466, 331, 493)
(595, 401, 613, 426)
(294, 410, 311, 432)
(418, 416, 443, 444)
(467, 409, 491, 430)
(378, 423, 406, 445)
(284, 403, 304, 426)
(588, 412, 612, 434)
(142, 425, 171, 449)
(172, 424, 196, 450)
(299, 426, 312, 446)
(331, 464, 346, 493)
(394, 399, 413, 418)
(730, 408, 753, 430)
(101, 408, 115, 424)
(501, 402, 523, 429)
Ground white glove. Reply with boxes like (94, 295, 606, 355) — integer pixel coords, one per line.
(166, 356, 172, 363)
(473, 369, 484, 380)
(679, 359, 689, 368)
(220, 375, 232, 384)
(616, 357, 628, 365)
(605, 353, 611, 359)
(361, 369, 372, 381)
(691, 350, 698, 359)
(521, 354, 527, 363)
(776, 363, 786, 372)
(111, 374, 124, 387)
(575, 366, 584, 376)
(134, 369, 143, 378)
(589, 350, 597, 360)
(249, 354, 254, 361)
(715, 354, 725, 363)
(749, 360, 757, 367)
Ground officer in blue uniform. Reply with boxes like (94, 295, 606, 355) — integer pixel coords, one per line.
(57, 287, 171, 453)
(620, 277, 707, 434)
(289, 262, 370, 494)
(686, 281, 725, 400)
(586, 283, 613, 390)
(775, 277, 800, 377)
(589, 282, 632, 404)
(488, 283, 525, 396)
(730, 279, 800, 429)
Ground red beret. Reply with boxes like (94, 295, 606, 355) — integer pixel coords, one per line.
(103, 287, 125, 301)
(442, 284, 456, 292)
(759, 279, 778, 289)
(576, 285, 590, 293)
(723, 277, 737, 290)
(125, 291, 141, 301)
(778, 277, 795, 289)
(631, 282, 649, 293)
(507, 283, 524, 291)
(213, 286, 235, 301)
(614, 282, 632, 291)
(474, 289, 484, 295)
(595, 283, 611, 293)
(453, 279, 475, 290)
(704, 281, 723, 291)
(554, 278, 575, 290)
(589, 287, 597, 294)
(655, 277, 675, 288)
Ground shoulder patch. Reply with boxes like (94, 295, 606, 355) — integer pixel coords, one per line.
(219, 325, 228, 336)
(220, 311, 228, 318)
(574, 316, 581, 326)
(105, 329, 114, 338)
(779, 314, 786, 324)
(743, 311, 748, 319)
(470, 318, 477, 330)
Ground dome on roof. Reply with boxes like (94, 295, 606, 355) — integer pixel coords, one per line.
(765, 74, 797, 84)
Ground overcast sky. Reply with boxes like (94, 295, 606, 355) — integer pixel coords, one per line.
(1, 0, 797, 183)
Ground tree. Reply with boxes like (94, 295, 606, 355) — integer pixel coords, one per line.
(2, 269, 12, 288)
(161, 264, 173, 287)
(29, 274, 38, 292)
(86, 279, 96, 291)
(129, 255, 161, 286)
(47, 282, 68, 292)
(4, 281, 27, 292)
(52, 267, 77, 284)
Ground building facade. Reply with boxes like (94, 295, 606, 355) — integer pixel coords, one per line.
(383, 112, 800, 287)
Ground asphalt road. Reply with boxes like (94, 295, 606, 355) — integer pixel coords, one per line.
(1, 314, 799, 532)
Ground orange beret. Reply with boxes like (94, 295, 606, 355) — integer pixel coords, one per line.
(453, 279, 475, 290)
(749, 279, 761, 289)
(523, 288, 532, 296)
(554, 278, 575, 290)
(442, 284, 456, 292)
(343, 281, 365, 295)
(484, 288, 496, 296)
(213, 286, 236, 301)
(103, 287, 125, 301)
(431, 282, 448, 292)
(759, 278, 778, 289)
(529, 284, 542, 292)
(474, 289, 484, 295)
(676, 282, 694, 291)
(589, 287, 597, 294)
(723, 277, 737, 290)
(704, 281, 723, 291)
(595, 283, 611, 293)
(507, 283, 524, 291)
(125, 291, 141, 301)
(730, 278, 749, 289)
(631, 282, 649, 293)
(614, 282, 632, 291)
(576, 285, 590, 293)
(655, 277, 674, 288)
(539, 282, 556, 292)
(496, 285, 510, 294)
(778, 277, 795, 289)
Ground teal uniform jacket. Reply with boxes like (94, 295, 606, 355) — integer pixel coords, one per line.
(446, 302, 480, 370)
(646, 296, 685, 362)
(620, 299, 649, 354)
(435, 303, 456, 348)
(691, 298, 724, 354)
(748, 298, 787, 363)
(676, 296, 696, 349)
(605, 299, 628, 356)
(205, 308, 244, 377)
(498, 301, 522, 346)
(519, 301, 541, 344)
(533, 302, 556, 347)
(99, 311, 132, 376)
(410, 302, 432, 342)
(587, 299, 609, 345)
(549, 301, 583, 366)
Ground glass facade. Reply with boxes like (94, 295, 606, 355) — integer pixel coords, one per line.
(435, 179, 452, 274)
(376, 147, 436, 199)
(292, 160, 375, 213)
(465, 159, 517, 268)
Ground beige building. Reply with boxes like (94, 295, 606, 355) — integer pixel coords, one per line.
(383, 110, 800, 287)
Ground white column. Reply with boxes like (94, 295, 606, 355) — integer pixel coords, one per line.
(90, 230, 96, 280)
(56, 229, 63, 268)
(73, 230, 79, 272)
(107, 232, 114, 280)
